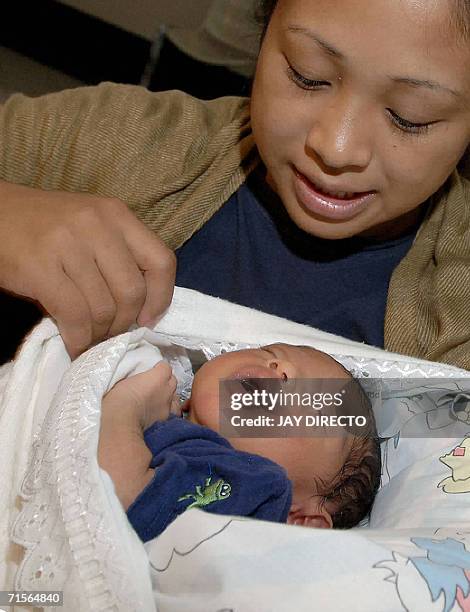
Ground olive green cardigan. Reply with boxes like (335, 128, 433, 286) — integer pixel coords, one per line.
(1, 82, 470, 368)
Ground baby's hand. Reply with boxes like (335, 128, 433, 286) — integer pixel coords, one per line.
(102, 361, 179, 430)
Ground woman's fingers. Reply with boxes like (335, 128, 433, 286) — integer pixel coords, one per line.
(33, 264, 94, 359)
(0, 183, 177, 357)
(113, 206, 177, 327)
(93, 234, 147, 338)
(62, 247, 117, 345)
(58, 217, 176, 353)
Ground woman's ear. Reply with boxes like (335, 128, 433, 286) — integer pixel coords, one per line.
(287, 498, 333, 529)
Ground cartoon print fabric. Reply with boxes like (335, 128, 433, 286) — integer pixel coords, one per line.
(376, 536, 470, 612)
(439, 438, 470, 494)
(146, 510, 470, 612)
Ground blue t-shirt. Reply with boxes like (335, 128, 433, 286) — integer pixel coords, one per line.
(176, 170, 418, 348)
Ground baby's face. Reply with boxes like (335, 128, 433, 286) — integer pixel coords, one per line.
(185, 343, 353, 504)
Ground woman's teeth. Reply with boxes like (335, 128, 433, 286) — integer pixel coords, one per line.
(314, 184, 357, 199)
(293, 168, 376, 221)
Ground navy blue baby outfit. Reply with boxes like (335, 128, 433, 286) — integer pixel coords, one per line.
(127, 416, 292, 542)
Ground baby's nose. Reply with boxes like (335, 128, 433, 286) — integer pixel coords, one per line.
(268, 358, 296, 381)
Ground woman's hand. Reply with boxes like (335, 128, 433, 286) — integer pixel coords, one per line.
(0, 181, 176, 358)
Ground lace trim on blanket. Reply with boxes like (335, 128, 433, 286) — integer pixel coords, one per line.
(163, 336, 468, 379)
(12, 338, 147, 611)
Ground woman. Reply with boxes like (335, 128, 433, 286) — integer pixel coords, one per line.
(0, 0, 469, 366)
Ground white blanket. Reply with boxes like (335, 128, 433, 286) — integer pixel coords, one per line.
(2, 287, 470, 611)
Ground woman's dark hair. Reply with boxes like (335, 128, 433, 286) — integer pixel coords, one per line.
(453, 0, 470, 40)
(257, 0, 278, 38)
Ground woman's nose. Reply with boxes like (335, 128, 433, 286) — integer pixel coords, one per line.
(305, 96, 373, 171)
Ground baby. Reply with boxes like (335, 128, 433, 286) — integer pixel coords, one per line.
(98, 344, 381, 541)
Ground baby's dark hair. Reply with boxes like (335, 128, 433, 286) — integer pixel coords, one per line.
(316, 378, 381, 529)
(323, 431, 381, 529)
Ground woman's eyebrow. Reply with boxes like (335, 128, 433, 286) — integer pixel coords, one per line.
(286, 25, 344, 59)
(388, 75, 463, 102)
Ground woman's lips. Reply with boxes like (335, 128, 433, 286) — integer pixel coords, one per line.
(293, 168, 376, 221)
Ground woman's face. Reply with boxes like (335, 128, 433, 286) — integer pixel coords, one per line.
(251, 0, 470, 239)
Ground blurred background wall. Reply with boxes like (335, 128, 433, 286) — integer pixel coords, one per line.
(0, 0, 259, 100)
(58, 0, 213, 40)
(0, 0, 214, 99)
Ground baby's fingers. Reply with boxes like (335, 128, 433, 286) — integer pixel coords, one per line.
(170, 394, 182, 416)
(129, 361, 175, 402)
(138, 362, 177, 428)
(152, 360, 174, 382)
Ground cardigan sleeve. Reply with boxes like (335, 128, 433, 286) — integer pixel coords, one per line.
(0, 83, 252, 237)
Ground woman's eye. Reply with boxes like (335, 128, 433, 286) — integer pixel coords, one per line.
(387, 109, 433, 136)
(286, 65, 329, 90)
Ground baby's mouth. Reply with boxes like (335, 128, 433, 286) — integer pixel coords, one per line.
(237, 377, 284, 400)
(224, 366, 284, 399)
(240, 379, 260, 393)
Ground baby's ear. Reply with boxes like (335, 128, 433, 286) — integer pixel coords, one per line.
(287, 498, 333, 529)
